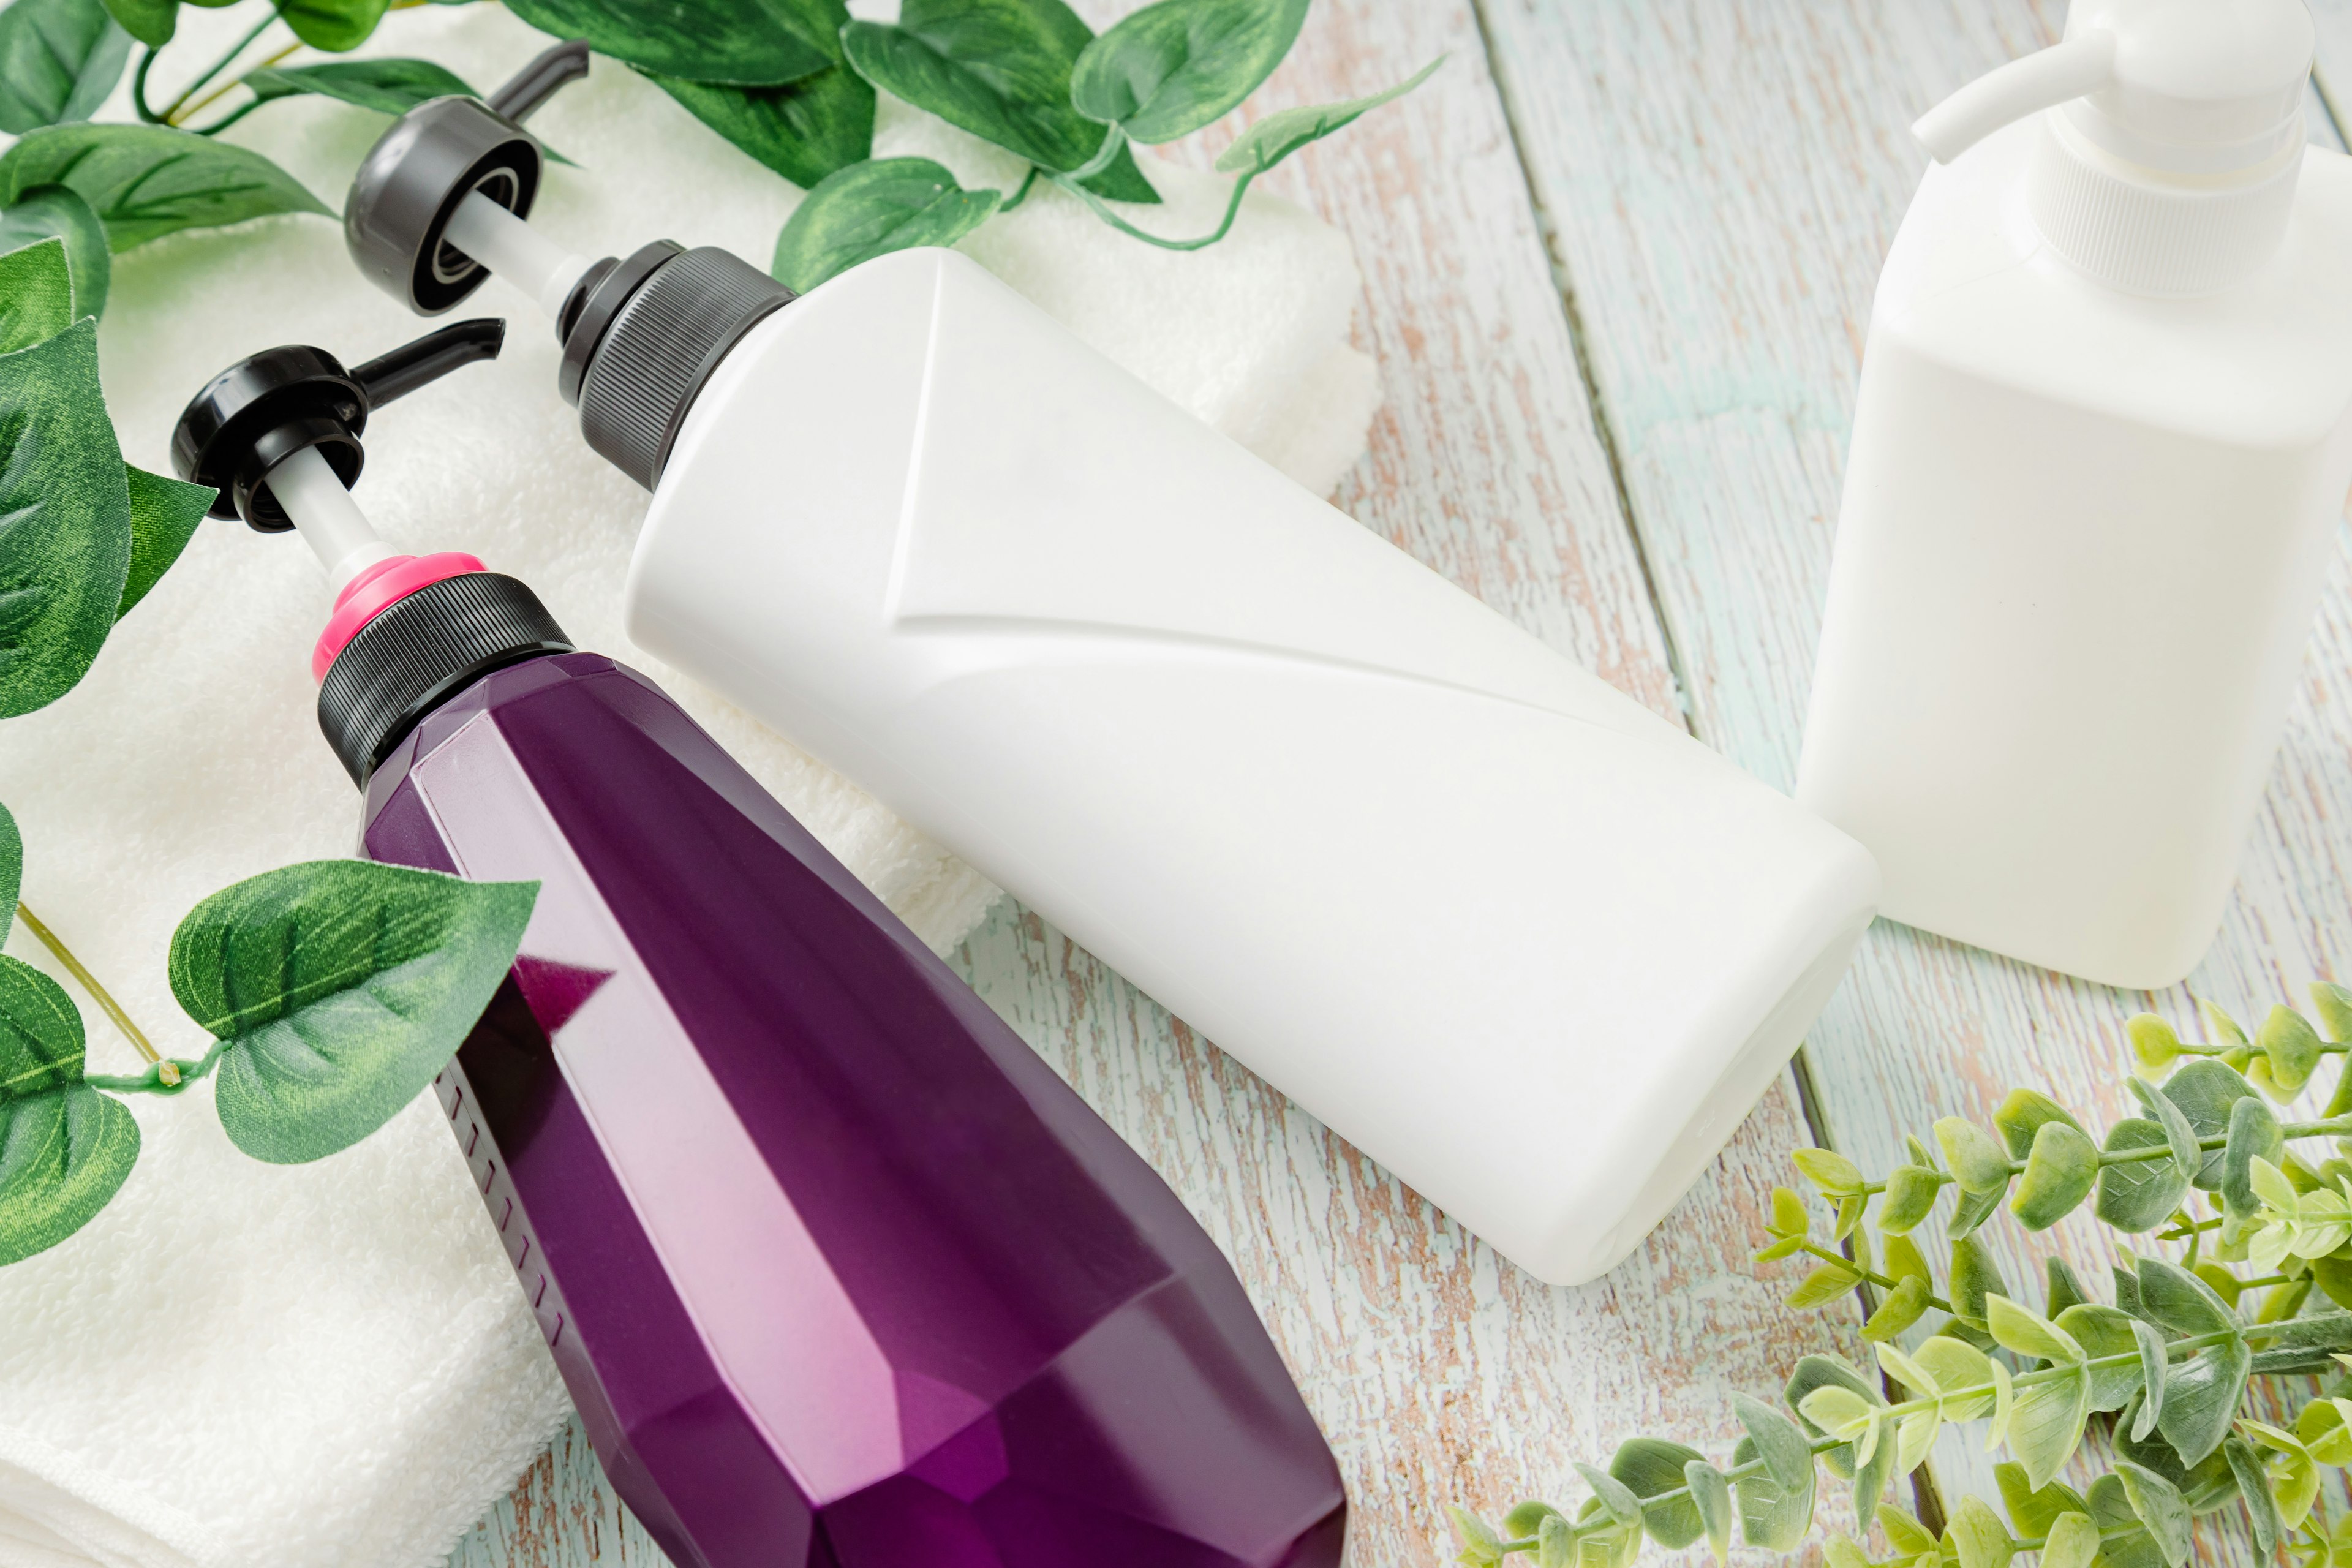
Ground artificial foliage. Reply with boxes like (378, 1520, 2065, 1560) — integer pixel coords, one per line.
(1451, 990, 2352, 1568)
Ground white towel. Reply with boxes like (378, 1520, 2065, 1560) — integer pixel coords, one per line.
(0, 4, 1379, 1562)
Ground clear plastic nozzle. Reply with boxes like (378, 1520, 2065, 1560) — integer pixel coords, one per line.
(266, 447, 399, 593)
(445, 190, 593, 320)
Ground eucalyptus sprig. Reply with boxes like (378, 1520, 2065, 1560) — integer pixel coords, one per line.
(1454, 987, 2352, 1568)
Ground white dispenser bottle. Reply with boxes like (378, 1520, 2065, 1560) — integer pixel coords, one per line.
(1797, 0, 2352, 991)
(341, 61, 1880, 1285)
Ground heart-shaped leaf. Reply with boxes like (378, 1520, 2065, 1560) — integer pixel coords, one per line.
(1215, 55, 1440, 176)
(0, 186, 108, 317)
(0, 951, 82, 1099)
(1729, 1431, 1814, 1551)
(2040, 1511, 2100, 1568)
(2095, 1117, 2192, 1231)
(1950, 1233, 2005, 1327)
(170, 861, 537, 1163)
(243, 58, 476, 115)
(505, 0, 828, 85)
(1610, 1437, 1704, 1549)
(2258, 1005, 2324, 1096)
(644, 63, 874, 190)
(2135, 1256, 2236, 1336)
(771, 156, 999, 292)
(2154, 1330, 2248, 1466)
(1945, 1495, 2013, 1568)
(2114, 1461, 2191, 1568)
(1879, 1163, 1942, 1232)
(0, 124, 329, 251)
(117, 464, 213, 619)
(0, 235, 72, 352)
(1992, 1087, 2086, 1160)
(1986, 1294, 2084, 1364)
(0, 0, 130, 132)
(2160, 1059, 2255, 1189)
(0, 1080, 137, 1262)
(0, 799, 18, 942)
(273, 0, 389, 52)
(1069, 0, 1307, 143)
(841, 0, 1159, 202)
(0, 317, 131, 717)
(2005, 1362, 2089, 1489)
(2010, 1118, 2099, 1229)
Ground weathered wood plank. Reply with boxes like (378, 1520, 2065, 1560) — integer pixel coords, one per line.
(1480, 0, 2352, 1553)
(458, 2, 1875, 1565)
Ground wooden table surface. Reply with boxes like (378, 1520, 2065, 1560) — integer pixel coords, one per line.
(447, 3, 2352, 1564)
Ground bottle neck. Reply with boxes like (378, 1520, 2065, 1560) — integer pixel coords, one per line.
(2026, 105, 2304, 296)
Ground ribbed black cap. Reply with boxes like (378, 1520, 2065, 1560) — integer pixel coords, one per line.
(573, 246, 792, 489)
(318, 573, 572, 786)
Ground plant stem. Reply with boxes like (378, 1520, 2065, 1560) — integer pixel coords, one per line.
(159, 9, 281, 123)
(1051, 166, 1257, 251)
(995, 165, 1042, 215)
(176, 37, 301, 127)
(85, 1037, 225, 1094)
(1064, 124, 1129, 183)
(131, 47, 170, 123)
(13, 902, 162, 1068)
(1796, 1239, 1958, 1315)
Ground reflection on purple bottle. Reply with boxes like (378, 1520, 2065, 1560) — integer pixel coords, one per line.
(172, 322, 1346, 1568)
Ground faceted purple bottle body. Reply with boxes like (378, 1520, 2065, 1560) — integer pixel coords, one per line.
(356, 651, 1344, 1568)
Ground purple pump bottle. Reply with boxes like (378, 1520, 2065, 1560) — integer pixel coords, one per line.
(168, 322, 1346, 1568)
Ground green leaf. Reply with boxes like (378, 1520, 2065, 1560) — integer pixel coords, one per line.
(2115, 1461, 2192, 1568)
(1849, 1418, 1898, 1531)
(0, 185, 107, 317)
(271, 0, 388, 52)
(644, 64, 873, 190)
(1986, 1293, 2083, 1363)
(1768, 1185, 1809, 1237)
(1937, 1115, 2015, 1192)
(0, 799, 18, 942)
(0, 1080, 137, 1262)
(1732, 1392, 1813, 1491)
(0, 317, 130, 717)
(1784, 1352, 1879, 1479)
(1916, 1335, 1998, 1419)
(2087, 1474, 2169, 1568)
(1992, 1088, 2084, 1161)
(2128, 1013, 2183, 1076)
(770, 156, 999, 293)
(1885, 1232, 1931, 1283)
(1880, 1504, 1939, 1558)
(1499, 1501, 1560, 1539)
(2257, 1005, 2326, 1098)
(116, 464, 211, 618)
(1994, 1461, 2090, 1540)
(0, 951, 81, 1099)
(0, 124, 329, 251)
(2040, 1510, 2101, 1568)
(1792, 1146, 1865, 1195)
(1948, 1178, 2007, 1240)
(1068, 0, 1307, 143)
(840, 0, 1159, 202)
(0, 234, 72, 351)
(2222, 1433, 2279, 1560)
(0, 0, 129, 132)
(2128, 1076, 2206, 1186)
(2011, 1119, 2098, 1228)
(99, 0, 172, 47)
(1863, 1274, 1930, 1341)
(1573, 1461, 1642, 1532)
(2161, 1058, 2256, 1189)
(2135, 1256, 2236, 1337)
(2312, 981, 2352, 1041)
(1446, 1506, 1503, 1567)
(242, 57, 475, 115)
(2054, 1303, 2143, 1411)
(1950, 1234, 2004, 1328)
(1880, 1163, 1941, 1233)
(504, 0, 827, 84)
(2155, 1331, 2249, 1466)
(1945, 1494, 2013, 1568)
(2096, 1117, 2193, 1232)
(2223, 1094, 2285, 1223)
(2045, 1256, 2089, 1317)
(1214, 55, 1441, 176)
(2005, 1362, 2089, 1490)
(1610, 1438, 1703, 1550)
(1684, 1460, 1732, 1564)
(2130, 1316, 2168, 1439)
(1534, 1513, 1571, 1568)
(1728, 1431, 1814, 1552)
(169, 861, 537, 1163)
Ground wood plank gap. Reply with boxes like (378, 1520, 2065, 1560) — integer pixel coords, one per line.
(1467, 0, 1701, 733)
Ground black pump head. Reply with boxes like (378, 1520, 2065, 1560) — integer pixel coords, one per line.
(345, 39, 590, 314)
(171, 318, 507, 530)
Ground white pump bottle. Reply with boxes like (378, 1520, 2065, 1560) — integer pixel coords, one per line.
(344, 70, 1880, 1285)
(1798, 0, 2352, 990)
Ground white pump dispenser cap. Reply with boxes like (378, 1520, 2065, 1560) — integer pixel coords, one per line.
(1913, 0, 2316, 295)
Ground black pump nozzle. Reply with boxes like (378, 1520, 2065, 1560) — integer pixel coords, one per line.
(345, 40, 592, 315)
(171, 318, 508, 531)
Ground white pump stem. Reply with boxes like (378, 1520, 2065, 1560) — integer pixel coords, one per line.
(268, 446, 399, 594)
(1912, 31, 2116, 163)
(445, 190, 594, 320)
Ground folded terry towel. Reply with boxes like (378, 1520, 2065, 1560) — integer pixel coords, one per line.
(0, 6, 1379, 1563)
